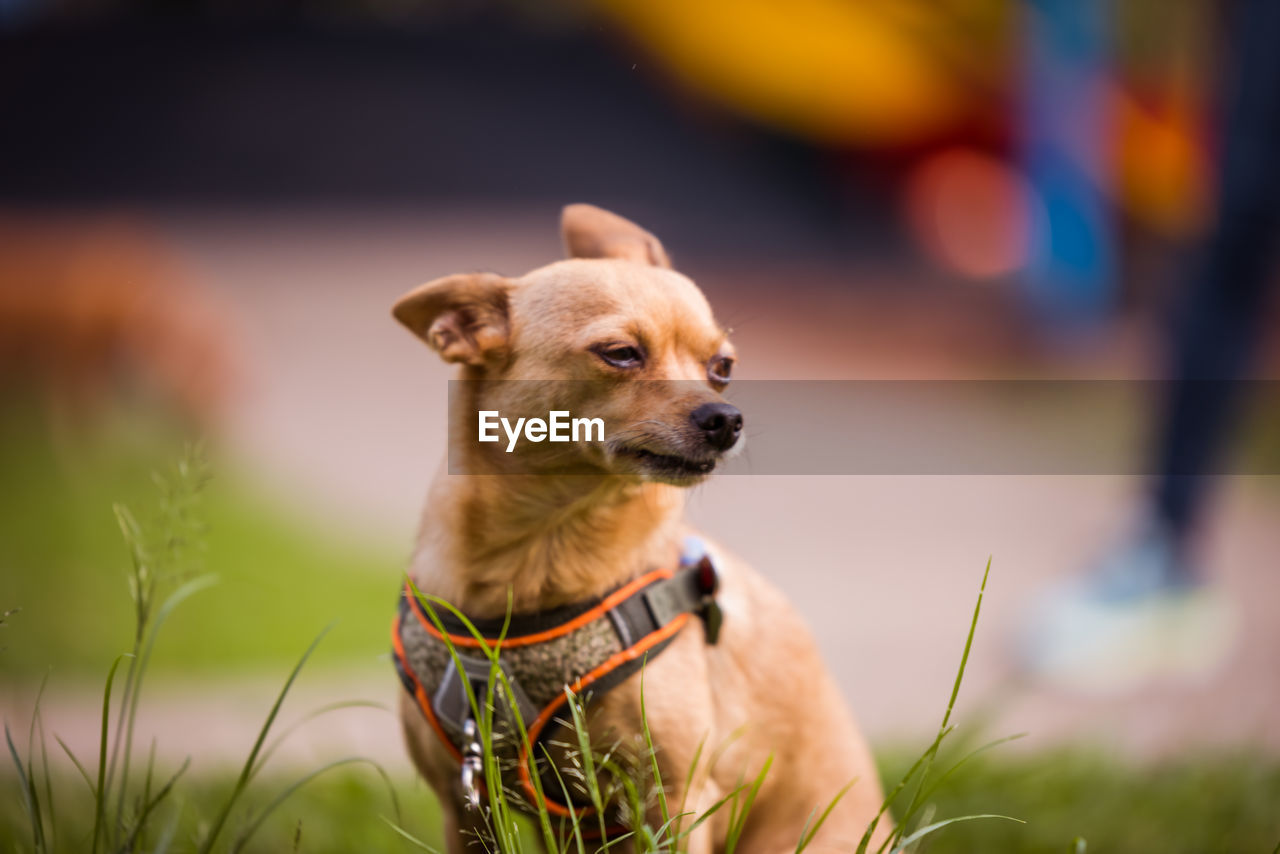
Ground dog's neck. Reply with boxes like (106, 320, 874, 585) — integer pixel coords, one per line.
(411, 465, 686, 617)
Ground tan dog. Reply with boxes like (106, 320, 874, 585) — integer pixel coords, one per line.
(393, 205, 887, 853)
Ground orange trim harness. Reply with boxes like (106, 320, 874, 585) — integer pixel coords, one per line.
(391, 540, 722, 828)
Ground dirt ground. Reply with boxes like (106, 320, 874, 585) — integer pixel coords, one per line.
(7, 209, 1277, 772)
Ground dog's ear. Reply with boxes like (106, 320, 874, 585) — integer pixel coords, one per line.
(561, 204, 671, 268)
(392, 272, 511, 366)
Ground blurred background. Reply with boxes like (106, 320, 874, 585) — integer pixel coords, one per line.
(1, 0, 1278, 850)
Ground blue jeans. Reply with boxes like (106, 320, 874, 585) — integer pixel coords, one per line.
(1154, 0, 1280, 543)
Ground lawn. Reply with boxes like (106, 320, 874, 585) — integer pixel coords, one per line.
(4, 747, 1277, 852)
(0, 407, 403, 684)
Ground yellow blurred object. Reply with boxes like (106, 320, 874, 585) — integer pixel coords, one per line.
(593, 0, 1004, 146)
(595, 0, 1210, 234)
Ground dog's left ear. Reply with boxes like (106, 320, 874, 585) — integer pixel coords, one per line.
(561, 204, 672, 268)
(392, 272, 511, 367)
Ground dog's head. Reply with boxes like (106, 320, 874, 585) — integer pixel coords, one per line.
(394, 204, 741, 485)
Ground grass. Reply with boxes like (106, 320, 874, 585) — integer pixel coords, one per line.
(0, 407, 401, 684)
(9, 753, 1277, 853)
(877, 745, 1280, 854)
(0, 745, 446, 853)
(2, 440, 425, 853)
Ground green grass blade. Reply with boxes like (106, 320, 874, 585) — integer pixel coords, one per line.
(672, 781, 747, 843)
(118, 756, 191, 853)
(646, 809, 696, 850)
(674, 733, 707, 844)
(797, 776, 858, 852)
(706, 724, 748, 777)
(22, 672, 53, 849)
(541, 745, 588, 854)
(723, 755, 771, 854)
(149, 804, 182, 854)
(197, 624, 333, 854)
(638, 661, 669, 831)
(229, 757, 396, 853)
(916, 733, 1028, 807)
(38, 710, 56, 851)
(891, 813, 1023, 851)
(596, 754, 644, 847)
(142, 738, 158, 821)
(940, 557, 991, 734)
(379, 815, 444, 853)
(252, 699, 390, 777)
(596, 831, 638, 851)
(882, 557, 992, 853)
(26, 671, 49, 765)
(94, 653, 130, 854)
(564, 687, 609, 840)
(114, 573, 217, 835)
(104, 502, 146, 828)
(855, 725, 953, 854)
(55, 735, 98, 797)
(6, 721, 46, 852)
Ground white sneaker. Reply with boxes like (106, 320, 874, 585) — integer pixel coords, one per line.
(1018, 526, 1236, 693)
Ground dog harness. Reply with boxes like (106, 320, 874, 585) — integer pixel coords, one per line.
(391, 538, 723, 825)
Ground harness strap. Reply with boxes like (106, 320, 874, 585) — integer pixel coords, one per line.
(391, 541, 721, 827)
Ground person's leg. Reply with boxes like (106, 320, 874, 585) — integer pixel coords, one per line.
(1153, 0, 1280, 547)
(1019, 0, 1280, 687)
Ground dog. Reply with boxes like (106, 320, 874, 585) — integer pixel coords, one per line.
(392, 204, 887, 853)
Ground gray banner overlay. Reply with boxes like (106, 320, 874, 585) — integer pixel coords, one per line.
(446, 380, 1280, 475)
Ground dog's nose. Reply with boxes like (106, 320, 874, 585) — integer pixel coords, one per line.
(691, 402, 743, 451)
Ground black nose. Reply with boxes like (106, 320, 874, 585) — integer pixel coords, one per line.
(691, 402, 743, 452)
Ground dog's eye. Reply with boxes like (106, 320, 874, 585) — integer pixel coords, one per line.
(709, 356, 734, 385)
(594, 344, 644, 369)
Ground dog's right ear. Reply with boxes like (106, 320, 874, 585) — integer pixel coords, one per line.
(392, 272, 511, 367)
(561, 204, 672, 268)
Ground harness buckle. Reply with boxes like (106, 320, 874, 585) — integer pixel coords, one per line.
(694, 555, 723, 645)
(459, 718, 484, 811)
(433, 654, 539, 735)
(660, 537, 723, 645)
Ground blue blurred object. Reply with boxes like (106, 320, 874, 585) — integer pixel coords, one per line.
(1020, 0, 1115, 324)
(679, 535, 710, 568)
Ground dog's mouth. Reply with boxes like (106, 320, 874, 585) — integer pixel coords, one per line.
(616, 445, 717, 481)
